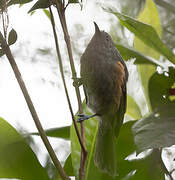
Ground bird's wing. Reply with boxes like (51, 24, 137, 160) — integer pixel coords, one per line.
(113, 61, 126, 108)
(113, 61, 127, 137)
(115, 84, 127, 137)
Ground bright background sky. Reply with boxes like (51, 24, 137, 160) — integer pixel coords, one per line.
(1, 1, 175, 179)
(0, 0, 126, 166)
(1, 0, 120, 130)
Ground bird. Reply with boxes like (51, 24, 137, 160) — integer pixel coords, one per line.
(79, 22, 128, 176)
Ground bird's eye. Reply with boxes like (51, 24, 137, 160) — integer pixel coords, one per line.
(106, 35, 109, 41)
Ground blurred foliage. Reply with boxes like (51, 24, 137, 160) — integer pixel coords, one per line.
(154, 0, 175, 50)
(118, 0, 175, 51)
(0, 117, 50, 180)
(108, 9, 175, 63)
(149, 67, 175, 110)
(28, 0, 49, 13)
(118, 0, 145, 18)
(116, 44, 163, 66)
(30, 126, 70, 140)
(133, 104, 175, 153)
(64, 154, 74, 176)
(126, 95, 142, 120)
(134, 0, 161, 112)
(0, 0, 175, 179)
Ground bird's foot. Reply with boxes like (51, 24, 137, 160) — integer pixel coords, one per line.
(72, 77, 83, 87)
(77, 114, 97, 122)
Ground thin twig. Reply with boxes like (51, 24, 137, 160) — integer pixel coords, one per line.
(154, 149, 173, 180)
(54, 2, 87, 180)
(0, 32, 70, 180)
(64, 2, 69, 11)
(48, 6, 86, 154)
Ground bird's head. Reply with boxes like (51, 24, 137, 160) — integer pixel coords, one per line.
(93, 22, 115, 49)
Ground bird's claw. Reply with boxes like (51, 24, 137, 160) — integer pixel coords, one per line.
(72, 77, 82, 87)
(77, 114, 97, 122)
(77, 114, 90, 122)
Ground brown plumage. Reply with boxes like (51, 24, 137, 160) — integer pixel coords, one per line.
(80, 22, 128, 176)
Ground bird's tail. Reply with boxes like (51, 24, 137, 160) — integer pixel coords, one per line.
(94, 115, 117, 177)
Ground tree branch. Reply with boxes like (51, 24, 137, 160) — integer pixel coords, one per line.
(0, 32, 70, 180)
(48, 6, 86, 154)
(54, 2, 88, 180)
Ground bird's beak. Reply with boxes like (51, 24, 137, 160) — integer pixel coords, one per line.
(94, 22, 100, 34)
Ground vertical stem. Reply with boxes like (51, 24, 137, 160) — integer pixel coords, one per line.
(0, 32, 70, 180)
(156, 149, 173, 180)
(55, 2, 87, 180)
(48, 6, 86, 154)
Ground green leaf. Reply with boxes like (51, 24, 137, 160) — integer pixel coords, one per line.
(116, 44, 163, 67)
(101, 121, 135, 179)
(128, 150, 164, 180)
(64, 154, 74, 176)
(71, 101, 136, 179)
(70, 122, 81, 178)
(69, 0, 79, 3)
(30, 126, 70, 140)
(116, 121, 136, 162)
(132, 104, 175, 153)
(28, 0, 49, 13)
(8, 29, 17, 45)
(115, 121, 164, 180)
(70, 102, 113, 179)
(134, 0, 162, 58)
(149, 67, 175, 110)
(86, 121, 136, 180)
(137, 64, 155, 112)
(116, 151, 164, 180)
(107, 9, 175, 64)
(70, 103, 99, 178)
(43, 9, 51, 20)
(134, 0, 161, 112)
(8, 0, 33, 6)
(0, 117, 50, 180)
(126, 95, 142, 120)
(71, 106, 164, 179)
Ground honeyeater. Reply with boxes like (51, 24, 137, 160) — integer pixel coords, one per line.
(79, 22, 128, 176)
